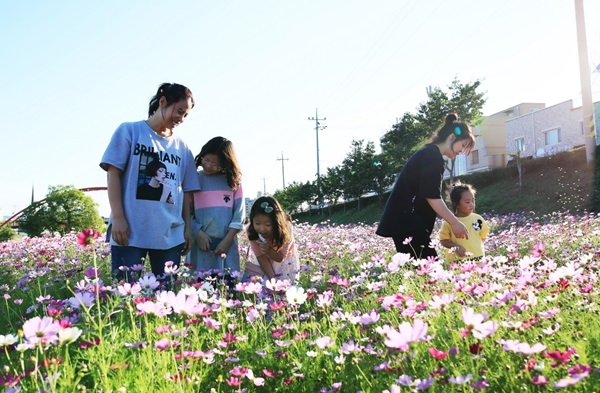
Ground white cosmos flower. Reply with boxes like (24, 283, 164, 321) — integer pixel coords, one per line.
(285, 286, 307, 306)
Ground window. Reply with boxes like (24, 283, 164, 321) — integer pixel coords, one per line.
(471, 150, 479, 165)
(545, 129, 560, 145)
(515, 138, 525, 152)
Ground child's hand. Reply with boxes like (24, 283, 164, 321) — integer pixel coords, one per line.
(196, 231, 211, 251)
(258, 240, 269, 254)
(454, 245, 467, 257)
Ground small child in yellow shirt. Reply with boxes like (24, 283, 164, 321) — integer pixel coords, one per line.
(439, 182, 489, 261)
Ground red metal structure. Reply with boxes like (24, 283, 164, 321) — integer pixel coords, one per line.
(0, 187, 107, 228)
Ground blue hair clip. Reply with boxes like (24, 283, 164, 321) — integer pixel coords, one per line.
(454, 126, 462, 136)
(260, 201, 273, 213)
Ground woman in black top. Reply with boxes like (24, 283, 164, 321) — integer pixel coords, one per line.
(376, 113, 475, 260)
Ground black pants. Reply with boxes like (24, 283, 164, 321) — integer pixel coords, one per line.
(392, 231, 437, 260)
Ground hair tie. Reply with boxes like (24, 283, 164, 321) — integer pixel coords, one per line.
(454, 126, 462, 136)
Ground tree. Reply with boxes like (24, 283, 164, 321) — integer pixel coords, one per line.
(379, 112, 424, 174)
(320, 166, 345, 216)
(371, 154, 395, 204)
(0, 225, 16, 242)
(275, 181, 316, 215)
(380, 77, 487, 177)
(18, 185, 105, 237)
(340, 140, 378, 211)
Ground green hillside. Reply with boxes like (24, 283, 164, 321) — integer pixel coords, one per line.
(293, 146, 598, 225)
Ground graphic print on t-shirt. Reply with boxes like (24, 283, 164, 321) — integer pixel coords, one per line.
(136, 151, 175, 204)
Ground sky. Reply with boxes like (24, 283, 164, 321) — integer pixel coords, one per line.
(1, 0, 600, 219)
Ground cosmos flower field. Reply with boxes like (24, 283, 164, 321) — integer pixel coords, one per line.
(0, 211, 599, 392)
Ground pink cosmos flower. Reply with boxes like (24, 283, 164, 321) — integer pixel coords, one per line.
(236, 281, 263, 294)
(136, 301, 171, 317)
(497, 339, 546, 355)
(383, 385, 401, 393)
(449, 374, 473, 384)
(428, 347, 448, 359)
(230, 366, 248, 377)
(226, 377, 242, 387)
(383, 319, 428, 351)
(532, 375, 548, 385)
(359, 310, 380, 325)
(245, 369, 265, 386)
(340, 340, 360, 354)
(461, 307, 498, 339)
(154, 338, 179, 351)
(429, 294, 455, 310)
(168, 291, 204, 316)
(163, 261, 179, 275)
(396, 374, 434, 390)
(553, 373, 588, 388)
(531, 241, 546, 257)
(316, 290, 334, 307)
(22, 316, 61, 345)
(117, 282, 142, 297)
(246, 308, 261, 323)
(315, 336, 334, 349)
(138, 273, 160, 292)
(204, 317, 222, 330)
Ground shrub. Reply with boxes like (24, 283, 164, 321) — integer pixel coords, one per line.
(0, 224, 16, 242)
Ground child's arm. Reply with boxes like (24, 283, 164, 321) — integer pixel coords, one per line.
(256, 254, 276, 279)
(214, 228, 240, 256)
(439, 222, 466, 257)
(181, 192, 193, 255)
(426, 198, 468, 239)
(259, 242, 285, 262)
(439, 239, 467, 257)
(106, 165, 129, 246)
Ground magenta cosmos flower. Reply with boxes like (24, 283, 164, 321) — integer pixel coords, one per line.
(77, 229, 100, 246)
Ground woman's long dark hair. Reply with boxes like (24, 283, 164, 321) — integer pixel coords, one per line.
(430, 112, 475, 154)
(148, 83, 194, 118)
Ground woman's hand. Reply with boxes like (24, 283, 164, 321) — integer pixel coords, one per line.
(111, 216, 130, 246)
(451, 221, 469, 240)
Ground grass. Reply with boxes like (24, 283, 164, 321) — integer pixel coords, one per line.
(294, 146, 597, 226)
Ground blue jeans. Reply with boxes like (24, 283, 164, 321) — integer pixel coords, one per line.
(111, 244, 184, 281)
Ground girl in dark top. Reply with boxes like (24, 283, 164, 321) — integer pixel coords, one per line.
(376, 113, 475, 260)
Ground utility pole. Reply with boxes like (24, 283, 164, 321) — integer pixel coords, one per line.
(574, 0, 595, 162)
(261, 177, 267, 196)
(308, 109, 326, 209)
(276, 151, 289, 190)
